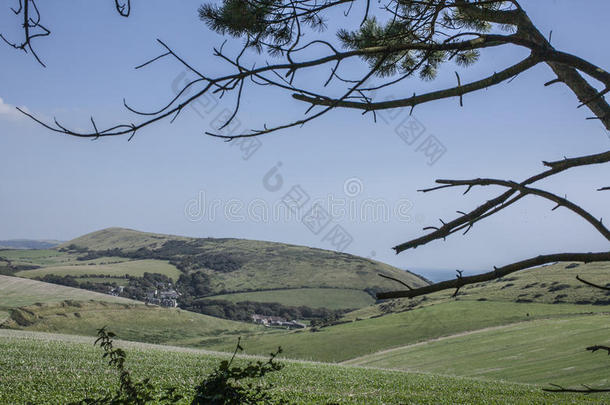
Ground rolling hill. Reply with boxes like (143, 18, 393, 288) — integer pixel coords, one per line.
(3, 227, 429, 312)
(343, 314, 610, 387)
(1, 329, 605, 404)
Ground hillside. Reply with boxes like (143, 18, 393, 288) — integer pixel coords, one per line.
(0, 275, 262, 346)
(4, 227, 428, 314)
(342, 261, 610, 321)
(1, 329, 604, 404)
(61, 227, 427, 292)
(344, 314, 610, 387)
(205, 300, 610, 363)
(0, 275, 134, 308)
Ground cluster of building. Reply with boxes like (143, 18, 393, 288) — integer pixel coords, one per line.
(251, 314, 305, 329)
(145, 288, 180, 307)
(108, 285, 124, 296)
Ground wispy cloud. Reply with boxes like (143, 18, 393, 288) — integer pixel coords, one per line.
(0, 97, 28, 120)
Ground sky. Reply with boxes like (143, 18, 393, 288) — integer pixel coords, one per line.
(0, 0, 608, 280)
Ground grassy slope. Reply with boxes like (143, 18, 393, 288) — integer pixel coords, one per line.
(61, 227, 428, 293)
(0, 276, 262, 347)
(16, 259, 182, 280)
(460, 261, 610, 304)
(345, 314, 610, 387)
(344, 261, 610, 321)
(205, 288, 375, 309)
(204, 300, 610, 362)
(1, 330, 603, 405)
(0, 275, 134, 309)
(1, 248, 131, 267)
(3, 301, 262, 347)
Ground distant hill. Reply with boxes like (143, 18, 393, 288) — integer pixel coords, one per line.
(0, 239, 63, 250)
(58, 227, 428, 292)
(8, 228, 429, 316)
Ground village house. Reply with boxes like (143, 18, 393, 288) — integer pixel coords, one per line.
(251, 314, 305, 329)
(145, 288, 180, 308)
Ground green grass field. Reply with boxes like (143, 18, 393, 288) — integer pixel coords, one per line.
(1, 248, 70, 267)
(2, 301, 263, 346)
(344, 314, 610, 387)
(206, 288, 375, 309)
(15, 259, 182, 280)
(205, 300, 610, 363)
(1, 329, 604, 404)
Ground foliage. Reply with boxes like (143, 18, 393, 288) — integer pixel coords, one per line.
(74, 327, 182, 405)
(181, 298, 344, 322)
(73, 328, 283, 405)
(192, 337, 284, 405)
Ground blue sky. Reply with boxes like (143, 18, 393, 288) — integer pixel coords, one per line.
(0, 1, 608, 279)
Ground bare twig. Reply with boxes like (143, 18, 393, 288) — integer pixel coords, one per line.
(378, 273, 413, 290)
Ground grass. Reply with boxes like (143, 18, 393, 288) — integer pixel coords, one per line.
(1, 329, 605, 404)
(205, 300, 610, 363)
(2, 301, 263, 347)
(344, 314, 610, 387)
(0, 248, 132, 268)
(58, 227, 186, 251)
(205, 288, 375, 309)
(15, 259, 182, 281)
(0, 275, 134, 309)
(458, 262, 610, 305)
(0, 249, 69, 267)
(77, 276, 130, 286)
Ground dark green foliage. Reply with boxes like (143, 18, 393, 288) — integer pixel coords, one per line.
(192, 337, 284, 405)
(0, 255, 38, 275)
(178, 271, 214, 297)
(76, 241, 243, 273)
(199, 0, 325, 55)
(182, 298, 344, 322)
(0, 258, 15, 276)
(32, 272, 175, 300)
(199, 0, 517, 79)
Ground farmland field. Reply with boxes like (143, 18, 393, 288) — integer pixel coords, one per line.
(0, 329, 605, 404)
(344, 314, 610, 387)
(15, 259, 181, 280)
(205, 288, 375, 309)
